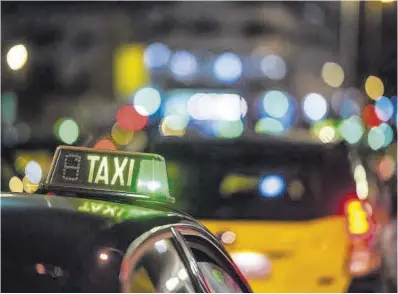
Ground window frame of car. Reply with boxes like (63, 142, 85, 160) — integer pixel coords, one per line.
(119, 221, 251, 293)
(174, 222, 251, 293)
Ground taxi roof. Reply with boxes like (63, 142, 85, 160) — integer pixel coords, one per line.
(1, 192, 194, 267)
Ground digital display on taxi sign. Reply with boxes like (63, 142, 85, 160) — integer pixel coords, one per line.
(45, 146, 172, 201)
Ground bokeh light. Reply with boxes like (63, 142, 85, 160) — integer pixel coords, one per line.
(9, 176, 23, 193)
(116, 104, 148, 131)
(321, 62, 344, 88)
(365, 76, 384, 100)
(318, 125, 336, 143)
(338, 116, 364, 144)
(367, 126, 385, 150)
(213, 53, 242, 83)
(255, 117, 285, 134)
(170, 50, 198, 79)
(377, 155, 396, 181)
(187, 93, 245, 121)
(263, 91, 290, 119)
(362, 105, 381, 127)
(259, 175, 285, 198)
(144, 43, 171, 69)
(302, 93, 328, 122)
(391, 96, 397, 123)
(25, 160, 42, 184)
(111, 124, 134, 145)
(125, 131, 148, 152)
(7, 44, 28, 71)
(160, 117, 186, 137)
(132, 87, 162, 116)
(55, 118, 80, 144)
(23, 176, 39, 193)
(288, 180, 305, 200)
(378, 123, 394, 147)
(261, 54, 286, 80)
(214, 120, 244, 139)
(375, 96, 394, 121)
(339, 99, 360, 119)
(93, 138, 117, 150)
(163, 114, 189, 131)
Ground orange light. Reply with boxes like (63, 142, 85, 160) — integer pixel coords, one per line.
(93, 138, 117, 151)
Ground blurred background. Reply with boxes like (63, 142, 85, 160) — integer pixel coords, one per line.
(1, 1, 397, 292)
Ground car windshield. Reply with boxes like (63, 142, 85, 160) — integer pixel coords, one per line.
(153, 139, 356, 221)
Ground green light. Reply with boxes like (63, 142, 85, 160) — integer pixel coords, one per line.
(255, 117, 284, 134)
(212, 269, 225, 282)
(338, 116, 364, 144)
(46, 146, 173, 203)
(56, 118, 80, 144)
(215, 120, 244, 139)
(379, 123, 393, 147)
(1, 92, 17, 124)
(75, 199, 167, 221)
(367, 127, 385, 150)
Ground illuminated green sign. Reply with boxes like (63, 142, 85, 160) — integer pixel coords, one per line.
(46, 146, 173, 202)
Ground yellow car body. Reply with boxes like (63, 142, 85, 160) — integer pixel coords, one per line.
(202, 217, 351, 293)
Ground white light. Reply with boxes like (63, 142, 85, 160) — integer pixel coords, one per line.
(318, 126, 335, 143)
(356, 181, 369, 200)
(154, 240, 167, 254)
(177, 268, 189, 280)
(302, 93, 328, 122)
(187, 93, 245, 121)
(147, 180, 161, 191)
(144, 43, 171, 69)
(231, 252, 271, 279)
(259, 175, 285, 198)
(221, 231, 236, 245)
(7, 44, 28, 71)
(261, 54, 286, 80)
(99, 253, 109, 261)
(354, 165, 367, 181)
(133, 87, 162, 116)
(25, 161, 42, 184)
(213, 53, 242, 83)
(165, 277, 180, 291)
(170, 51, 198, 79)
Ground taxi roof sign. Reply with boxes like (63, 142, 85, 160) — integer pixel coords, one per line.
(45, 146, 173, 203)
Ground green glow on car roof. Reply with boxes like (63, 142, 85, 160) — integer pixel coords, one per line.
(72, 198, 168, 221)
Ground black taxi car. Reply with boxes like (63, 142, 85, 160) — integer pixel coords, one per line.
(1, 146, 252, 293)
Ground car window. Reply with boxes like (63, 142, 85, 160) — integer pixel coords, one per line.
(129, 238, 195, 293)
(183, 235, 246, 293)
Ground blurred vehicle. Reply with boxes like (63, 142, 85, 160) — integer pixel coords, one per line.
(1, 146, 251, 293)
(152, 133, 392, 293)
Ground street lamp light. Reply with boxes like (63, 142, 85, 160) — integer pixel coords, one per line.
(6, 44, 28, 71)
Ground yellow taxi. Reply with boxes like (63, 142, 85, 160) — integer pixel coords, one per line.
(153, 135, 391, 292)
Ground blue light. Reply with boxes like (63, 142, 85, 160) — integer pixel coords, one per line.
(391, 96, 397, 123)
(339, 99, 360, 119)
(259, 175, 285, 198)
(213, 53, 242, 83)
(375, 96, 394, 122)
(170, 51, 198, 80)
(144, 43, 171, 69)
